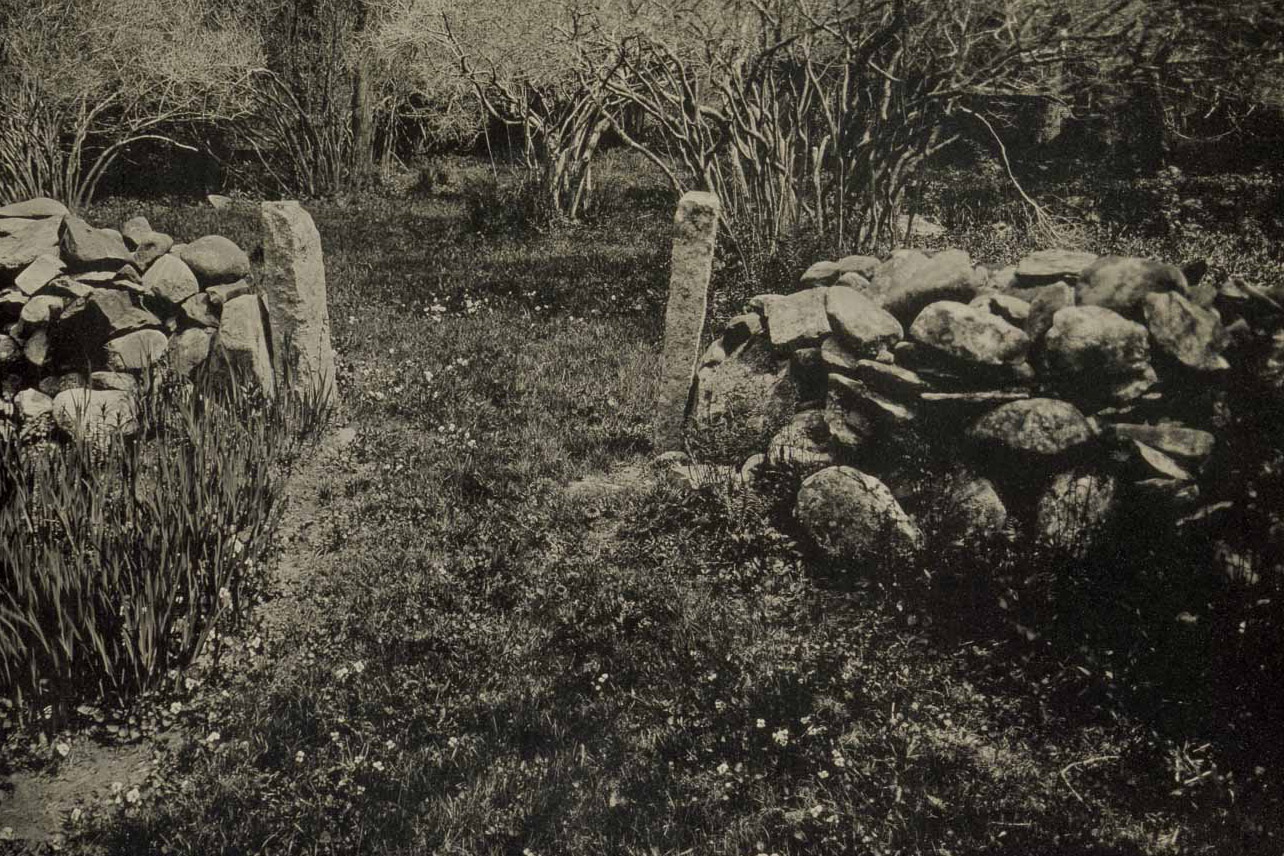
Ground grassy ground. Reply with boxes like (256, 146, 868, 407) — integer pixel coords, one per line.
(5, 153, 1282, 853)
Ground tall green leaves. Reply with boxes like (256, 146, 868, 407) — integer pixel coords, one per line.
(0, 376, 326, 724)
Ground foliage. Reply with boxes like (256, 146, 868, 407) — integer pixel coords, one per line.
(0, 371, 327, 726)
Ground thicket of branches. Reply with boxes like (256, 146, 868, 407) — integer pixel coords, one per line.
(1, 0, 1281, 246)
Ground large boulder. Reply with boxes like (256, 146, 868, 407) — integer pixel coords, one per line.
(693, 335, 796, 437)
(766, 409, 834, 468)
(180, 292, 221, 328)
(104, 329, 169, 372)
(825, 286, 902, 356)
(764, 287, 831, 351)
(1042, 306, 1150, 377)
(796, 466, 923, 560)
(1024, 282, 1076, 342)
(939, 475, 1009, 544)
(1036, 470, 1118, 555)
(132, 231, 174, 271)
(0, 217, 62, 272)
(19, 295, 64, 326)
(824, 394, 876, 453)
(868, 249, 981, 324)
(835, 254, 880, 277)
(120, 216, 152, 249)
(52, 387, 139, 443)
(909, 301, 1030, 366)
(211, 294, 275, 396)
(14, 254, 65, 296)
(1143, 291, 1230, 372)
(179, 235, 251, 286)
(829, 373, 915, 427)
(142, 254, 200, 308)
(800, 261, 842, 286)
(1077, 256, 1187, 319)
(969, 293, 1030, 327)
(23, 328, 50, 368)
(53, 289, 162, 363)
(848, 359, 929, 399)
(60, 216, 132, 269)
(165, 328, 214, 377)
(0, 198, 68, 219)
(258, 201, 338, 402)
(1111, 422, 1215, 466)
(970, 398, 1095, 459)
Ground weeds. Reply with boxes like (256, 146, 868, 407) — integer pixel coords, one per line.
(0, 371, 328, 726)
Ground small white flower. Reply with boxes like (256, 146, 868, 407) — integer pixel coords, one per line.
(54, 741, 70, 757)
(295, 750, 305, 763)
(755, 718, 766, 729)
(772, 728, 790, 747)
(125, 787, 141, 804)
(372, 761, 384, 771)
(716, 762, 729, 775)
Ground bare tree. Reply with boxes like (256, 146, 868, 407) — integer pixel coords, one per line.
(0, 0, 262, 207)
(596, 0, 1129, 258)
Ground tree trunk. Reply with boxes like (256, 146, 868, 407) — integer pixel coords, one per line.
(351, 60, 374, 182)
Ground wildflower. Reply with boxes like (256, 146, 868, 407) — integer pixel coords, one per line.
(351, 660, 366, 674)
(54, 741, 70, 757)
(218, 587, 233, 607)
(126, 787, 141, 804)
(818, 770, 830, 779)
(330, 731, 341, 742)
(772, 728, 790, 747)
(170, 702, 183, 715)
(335, 667, 349, 681)
(372, 761, 385, 772)
(716, 762, 729, 775)
(756, 718, 766, 729)
(385, 740, 396, 751)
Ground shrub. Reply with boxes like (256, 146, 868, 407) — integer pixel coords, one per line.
(461, 174, 557, 236)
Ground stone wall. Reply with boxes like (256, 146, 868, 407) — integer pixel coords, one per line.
(0, 197, 333, 445)
(672, 243, 1284, 576)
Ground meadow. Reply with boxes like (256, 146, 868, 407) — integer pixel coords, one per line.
(3, 152, 1283, 854)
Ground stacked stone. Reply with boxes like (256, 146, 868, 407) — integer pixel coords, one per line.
(0, 198, 273, 445)
(691, 245, 1274, 562)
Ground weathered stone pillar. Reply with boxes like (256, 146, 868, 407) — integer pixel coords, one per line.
(258, 202, 336, 404)
(654, 191, 721, 451)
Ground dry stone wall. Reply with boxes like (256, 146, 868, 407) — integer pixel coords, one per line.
(674, 242, 1284, 575)
(0, 197, 333, 446)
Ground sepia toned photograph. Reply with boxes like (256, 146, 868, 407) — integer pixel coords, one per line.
(1, 0, 1282, 852)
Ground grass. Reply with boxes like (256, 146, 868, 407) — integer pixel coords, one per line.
(3, 151, 1282, 853)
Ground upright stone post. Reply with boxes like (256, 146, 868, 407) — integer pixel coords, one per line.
(258, 201, 337, 405)
(654, 191, 721, 451)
